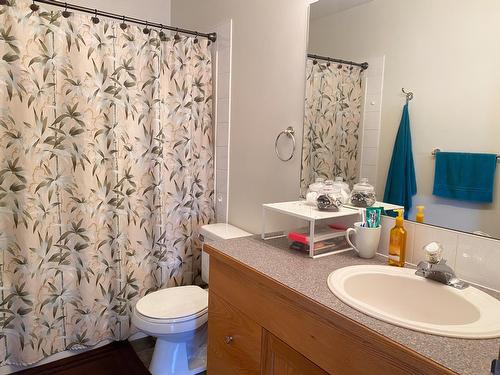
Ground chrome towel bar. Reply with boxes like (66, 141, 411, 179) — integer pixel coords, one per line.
(431, 148, 499, 162)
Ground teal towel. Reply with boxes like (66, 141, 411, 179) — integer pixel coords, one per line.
(383, 104, 417, 219)
(433, 152, 497, 202)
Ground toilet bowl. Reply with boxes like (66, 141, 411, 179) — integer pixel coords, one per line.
(132, 286, 208, 375)
(132, 223, 251, 375)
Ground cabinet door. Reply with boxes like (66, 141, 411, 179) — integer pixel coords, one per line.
(262, 330, 328, 375)
(207, 291, 262, 375)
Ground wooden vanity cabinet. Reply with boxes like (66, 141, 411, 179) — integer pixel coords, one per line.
(205, 245, 455, 375)
(207, 291, 261, 374)
(208, 290, 325, 375)
(261, 330, 328, 375)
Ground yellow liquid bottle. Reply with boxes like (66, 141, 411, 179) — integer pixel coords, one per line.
(388, 209, 407, 267)
(416, 205, 424, 223)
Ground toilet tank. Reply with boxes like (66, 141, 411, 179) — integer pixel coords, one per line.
(200, 223, 251, 284)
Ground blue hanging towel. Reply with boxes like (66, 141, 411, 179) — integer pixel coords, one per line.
(383, 104, 417, 218)
(433, 152, 497, 202)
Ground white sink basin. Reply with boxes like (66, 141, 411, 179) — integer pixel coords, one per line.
(327, 265, 500, 339)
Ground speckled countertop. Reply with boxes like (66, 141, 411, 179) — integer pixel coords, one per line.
(206, 235, 500, 375)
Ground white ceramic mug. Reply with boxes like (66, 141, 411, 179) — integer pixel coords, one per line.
(346, 222, 381, 259)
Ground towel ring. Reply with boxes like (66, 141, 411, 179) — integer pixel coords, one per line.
(275, 126, 296, 162)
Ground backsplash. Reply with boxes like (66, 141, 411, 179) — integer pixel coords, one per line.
(378, 216, 500, 291)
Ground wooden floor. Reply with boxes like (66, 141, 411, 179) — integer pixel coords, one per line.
(14, 336, 206, 374)
(16, 341, 150, 375)
(129, 336, 156, 369)
(130, 336, 207, 375)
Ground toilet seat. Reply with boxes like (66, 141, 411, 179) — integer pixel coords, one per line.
(136, 306, 208, 323)
(136, 285, 208, 321)
(132, 286, 208, 335)
(133, 308, 208, 335)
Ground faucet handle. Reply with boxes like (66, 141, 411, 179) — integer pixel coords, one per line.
(423, 242, 443, 264)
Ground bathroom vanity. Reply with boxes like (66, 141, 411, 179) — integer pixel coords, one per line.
(204, 237, 500, 375)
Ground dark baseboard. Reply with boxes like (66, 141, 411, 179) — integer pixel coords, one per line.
(16, 341, 150, 375)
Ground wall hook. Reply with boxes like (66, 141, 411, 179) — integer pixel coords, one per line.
(402, 88, 414, 103)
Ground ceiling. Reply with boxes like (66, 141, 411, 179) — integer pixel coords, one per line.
(309, 0, 373, 20)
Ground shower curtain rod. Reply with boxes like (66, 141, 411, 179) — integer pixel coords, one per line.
(29, 0, 217, 42)
(308, 54, 368, 71)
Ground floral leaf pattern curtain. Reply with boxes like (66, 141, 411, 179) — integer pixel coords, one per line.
(301, 59, 363, 193)
(0, 0, 214, 366)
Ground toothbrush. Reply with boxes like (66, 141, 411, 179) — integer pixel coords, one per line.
(361, 208, 366, 227)
(368, 210, 376, 228)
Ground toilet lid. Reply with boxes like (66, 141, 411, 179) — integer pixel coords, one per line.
(136, 286, 208, 320)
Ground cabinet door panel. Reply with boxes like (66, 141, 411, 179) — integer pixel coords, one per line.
(262, 330, 328, 375)
(207, 291, 261, 374)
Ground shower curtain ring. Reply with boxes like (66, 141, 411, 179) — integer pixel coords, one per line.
(29, 0, 39, 12)
(143, 21, 150, 35)
(159, 25, 166, 41)
(120, 15, 127, 30)
(194, 31, 199, 44)
(91, 9, 99, 24)
(174, 28, 181, 41)
(62, 2, 71, 18)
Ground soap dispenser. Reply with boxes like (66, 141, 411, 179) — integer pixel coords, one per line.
(388, 209, 407, 267)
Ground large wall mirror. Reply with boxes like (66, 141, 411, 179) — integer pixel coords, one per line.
(301, 0, 500, 239)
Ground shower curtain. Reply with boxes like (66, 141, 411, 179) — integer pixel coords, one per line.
(301, 58, 363, 193)
(0, 0, 214, 366)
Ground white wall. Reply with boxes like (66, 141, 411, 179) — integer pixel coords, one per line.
(67, 0, 171, 25)
(309, 0, 500, 236)
(172, 0, 310, 234)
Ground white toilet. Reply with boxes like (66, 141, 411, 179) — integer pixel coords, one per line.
(132, 223, 251, 375)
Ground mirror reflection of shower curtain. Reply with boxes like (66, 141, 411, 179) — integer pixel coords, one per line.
(301, 59, 363, 192)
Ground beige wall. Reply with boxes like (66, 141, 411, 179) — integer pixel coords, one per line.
(309, 0, 500, 236)
(172, 0, 309, 233)
(69, 0, 171, 24)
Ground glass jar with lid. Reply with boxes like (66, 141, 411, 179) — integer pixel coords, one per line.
(316, 180, 343, 211)
(305, 178, 325, 205)
(349, 178, 376, 207)
(332, 176, 350, 204)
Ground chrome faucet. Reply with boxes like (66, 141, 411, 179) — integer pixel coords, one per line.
(415, 242, 469, 290)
